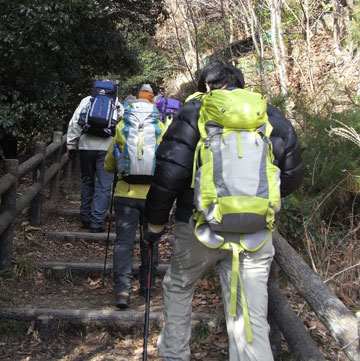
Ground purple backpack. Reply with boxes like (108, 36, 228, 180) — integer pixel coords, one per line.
(156, 97, 183, 122)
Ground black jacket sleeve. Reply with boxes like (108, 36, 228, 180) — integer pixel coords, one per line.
(145, 100, 201, 225)
(267, 104, 303, 197)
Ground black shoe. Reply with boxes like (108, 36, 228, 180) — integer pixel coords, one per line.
(139, 286, 155, 297)
(115, 292, 130, 309)
(90, 227, 105, 233)
(81, 221, 90, 229)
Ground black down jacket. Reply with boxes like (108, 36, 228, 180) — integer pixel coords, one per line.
(145, 99, 303, 226)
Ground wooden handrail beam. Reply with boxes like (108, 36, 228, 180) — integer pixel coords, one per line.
(273, 231, 359, 361)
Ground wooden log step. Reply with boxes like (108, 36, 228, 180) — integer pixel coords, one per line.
(38, 261, 169, 275)
(57, 208, 111, 220)
(44, 231, 117, 242)
(68, 194, 81, 201)
(0, 307, 214, 325)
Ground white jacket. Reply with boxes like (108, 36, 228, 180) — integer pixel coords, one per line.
(67, 96, 124, 151)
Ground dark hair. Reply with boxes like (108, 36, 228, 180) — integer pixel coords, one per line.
(197, 60, 245, 92)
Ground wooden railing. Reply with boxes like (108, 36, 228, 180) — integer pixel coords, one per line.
(270, 232, 359, 361)
(0, 132, 358, 361)
(0, 131, 71, 269)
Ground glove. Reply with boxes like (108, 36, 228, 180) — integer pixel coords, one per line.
(142, 222, 165, 245)
(66, 148, 77, 160)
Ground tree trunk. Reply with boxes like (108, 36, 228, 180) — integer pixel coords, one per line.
(246, 0, 271, 96)
(269, 0, 288, 96)
(184, 0, 200, 74)
(220, 0, 233, 60)
(170, 10, 195, 84)
(300, 0, 315, 92)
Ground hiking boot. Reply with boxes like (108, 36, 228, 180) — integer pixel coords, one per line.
(81, 221, 90, 229)
(115, 292, 130, 309)
(139, 285, 155, 297)
(90, 227, 105, 233)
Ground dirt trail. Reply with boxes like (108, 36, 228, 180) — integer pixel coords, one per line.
(0, 177, 229, 361)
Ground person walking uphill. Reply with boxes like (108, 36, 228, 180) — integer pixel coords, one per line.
(104, 84, 166, 309)
(67, 80, 123, 233)
(144, 60, 303, 361)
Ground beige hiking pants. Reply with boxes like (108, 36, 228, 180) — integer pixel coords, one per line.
(158, 220, 275, 361)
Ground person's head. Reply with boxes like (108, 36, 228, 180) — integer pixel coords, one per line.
(197, 60, 245, 93)
(138, 84, 154, 102)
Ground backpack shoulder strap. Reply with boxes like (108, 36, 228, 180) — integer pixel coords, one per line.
(185, 92, 205, 103)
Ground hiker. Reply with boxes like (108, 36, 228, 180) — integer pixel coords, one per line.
(152, 86, 165, 104)
(67, 80, 123, 233)
(153, 87, 183, 128)
(144, 60, 303, 361)
(104, 84, 166, 309)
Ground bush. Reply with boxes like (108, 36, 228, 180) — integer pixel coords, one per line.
(278, 101, 360, 248)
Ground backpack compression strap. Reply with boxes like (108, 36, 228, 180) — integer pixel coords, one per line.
(220, 242, 253, 343)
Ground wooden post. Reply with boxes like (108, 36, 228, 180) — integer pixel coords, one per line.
(63, 153, 72, 188)
(30, 142, 46, 226)
(0, 159, 18, 270)
(63, 134, 72, 188)
(49, 131, 63, 207)
(35, 315, 54, 342)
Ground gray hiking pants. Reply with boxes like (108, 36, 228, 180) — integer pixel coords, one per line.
(158, 220, 274, 361)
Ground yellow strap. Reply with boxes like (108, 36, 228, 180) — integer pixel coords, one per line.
(237, 131, 242, 157)
(138, 129, 143, 160)
(220, 242, 253, 343)
(191, 139, 204, 188)
(266, 207, 275, 230)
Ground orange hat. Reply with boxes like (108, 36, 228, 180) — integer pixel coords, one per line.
(138, 90, 154, 102)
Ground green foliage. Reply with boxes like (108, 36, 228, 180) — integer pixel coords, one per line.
(0, 294, 12, 303)
(0, 0, 166, 157)
(0, 267, 15, 279)
(268, 94, 288, 114)
(13, 255, 37, 278)
(0, 321, 27, 339)
(296, 103, 360, 230)
(119, 45, 171, 97)
(198, 21, 226, 54)
(277, 194, 304, 241)
(348, 1, 360, 48)
(192, 322, 210, 343)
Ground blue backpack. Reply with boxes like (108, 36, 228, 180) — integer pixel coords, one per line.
(78, 81, 118, 137)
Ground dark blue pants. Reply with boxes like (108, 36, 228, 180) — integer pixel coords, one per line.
(113, 196, 159, 294)
(79, 150, 113, 229)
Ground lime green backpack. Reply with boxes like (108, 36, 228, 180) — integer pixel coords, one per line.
(191, 88, 281, 249)
(189, 89, 281, 340)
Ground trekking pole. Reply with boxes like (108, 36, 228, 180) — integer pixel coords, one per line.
(142, 226, 154, 361)
(102, 173, 117, 288)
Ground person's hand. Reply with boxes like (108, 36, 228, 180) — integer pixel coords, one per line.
(142, 222, 165, 245)
(66, 148, 77, 160)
